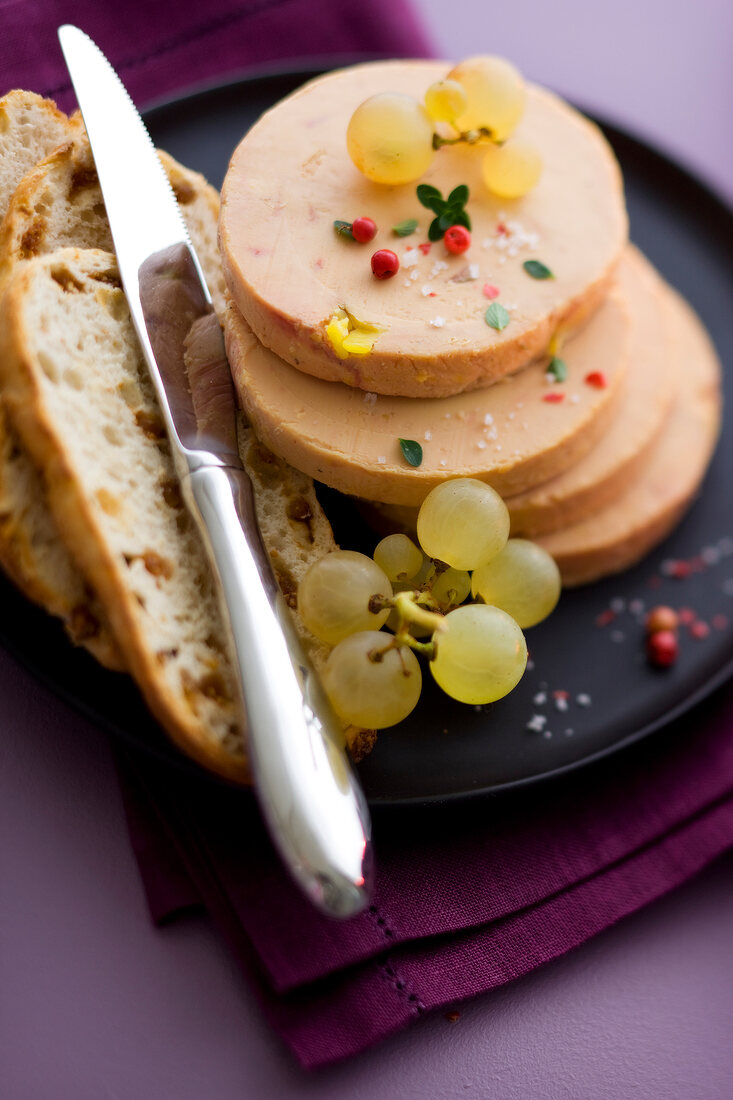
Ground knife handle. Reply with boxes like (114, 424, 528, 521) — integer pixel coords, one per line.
(183, 461, 372, 918)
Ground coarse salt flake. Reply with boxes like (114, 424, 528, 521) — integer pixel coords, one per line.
(421, 285, 433, 297)
(526, 714, 547, 731)
(576, 693, 592, 707)
(429, 316, 446, 328)
(403, 248, 419, 268)
(424, 430, 432, 441)
(376, 455, 386, 464)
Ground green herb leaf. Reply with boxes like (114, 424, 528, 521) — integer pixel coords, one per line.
(416, 184, 443, 211)
(399, 438, 423, 467)
(523, 259, 554, 280)
(447, 184, 469, 207)
(484, 302, 511, 331)
(333, 220, 354, 240)
(428, 216, 446, 242)
(437, 211, 454, 233)
(451, 208, 471, 231)
(547, 356, 567, 382)
(392, 218, 419, 237)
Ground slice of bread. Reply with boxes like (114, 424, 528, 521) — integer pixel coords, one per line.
(0, 92, 73, 207)
(0, 92, 121, 664)
(0, 121, 226, 666)
(0, 247, 347, 781)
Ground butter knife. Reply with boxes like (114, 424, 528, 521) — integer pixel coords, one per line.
(58, 24, 371, 918)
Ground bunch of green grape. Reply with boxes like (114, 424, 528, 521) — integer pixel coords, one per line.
(346, 56, 542, 198)
(298, 478, 560, 731)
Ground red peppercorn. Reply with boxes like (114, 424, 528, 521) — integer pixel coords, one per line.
(371, 249, 399, 279)
(351, 216, 377, 243)
(646, 629, 678, 668)
(444, 225, 471, 254)
(585, 371, 608, 388)
(645, 605, 679, 634)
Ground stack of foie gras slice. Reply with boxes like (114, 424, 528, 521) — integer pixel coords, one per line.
(219, 61, 722, 586)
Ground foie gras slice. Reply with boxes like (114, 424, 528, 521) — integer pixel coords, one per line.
(223, 277, 629, 508)
(220, 60, 628, 398)
(537, 284, 722, 586)
(507, 245, 676, 536)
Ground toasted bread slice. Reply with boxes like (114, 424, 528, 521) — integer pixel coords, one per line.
(0, 133, 226, 310)
(0, 248, 346, 780)
(0, 91, 72, 206)
(0, 92, 121, 664)
(0, 124, 226, 666)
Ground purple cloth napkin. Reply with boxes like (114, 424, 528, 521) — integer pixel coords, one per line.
(117, 676, 733, 1067)
(1, 0, 433, 111)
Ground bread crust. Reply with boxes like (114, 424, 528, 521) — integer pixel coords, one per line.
(0, 250, 249, 780)
(0, 127, 227, 668)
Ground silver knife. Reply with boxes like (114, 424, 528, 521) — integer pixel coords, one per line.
(58, 24, 372, 918)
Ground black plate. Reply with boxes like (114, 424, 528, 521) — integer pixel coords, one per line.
(2, 68, 732, 805)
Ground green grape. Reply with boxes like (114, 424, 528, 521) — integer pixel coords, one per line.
(431, 604, 527, 704)
(322, 631, 422, 728)
(424, 79, 468, 124)
(374, 533, 424, 583)
(346, 93, 435, 185)
(446, 55, 525, 141)
(430, 567, 471, 610)
(472, 539, 561, 628)
(482, 139, 542, 198)
(298, 550, 392, 645)
(416, 478, 510, 571)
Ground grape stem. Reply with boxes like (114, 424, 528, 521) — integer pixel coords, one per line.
(393, 590, 446, 634)
(393, 631, 436, 660)
(433, 127, 498, 150)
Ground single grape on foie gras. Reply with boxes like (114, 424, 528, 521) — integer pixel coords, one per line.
(346, 92, 434, 186)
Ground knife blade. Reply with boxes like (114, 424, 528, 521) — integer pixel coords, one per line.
(57, 24, 372, 918)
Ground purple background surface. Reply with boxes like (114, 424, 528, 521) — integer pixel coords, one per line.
(2, 1, 733, 1096)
